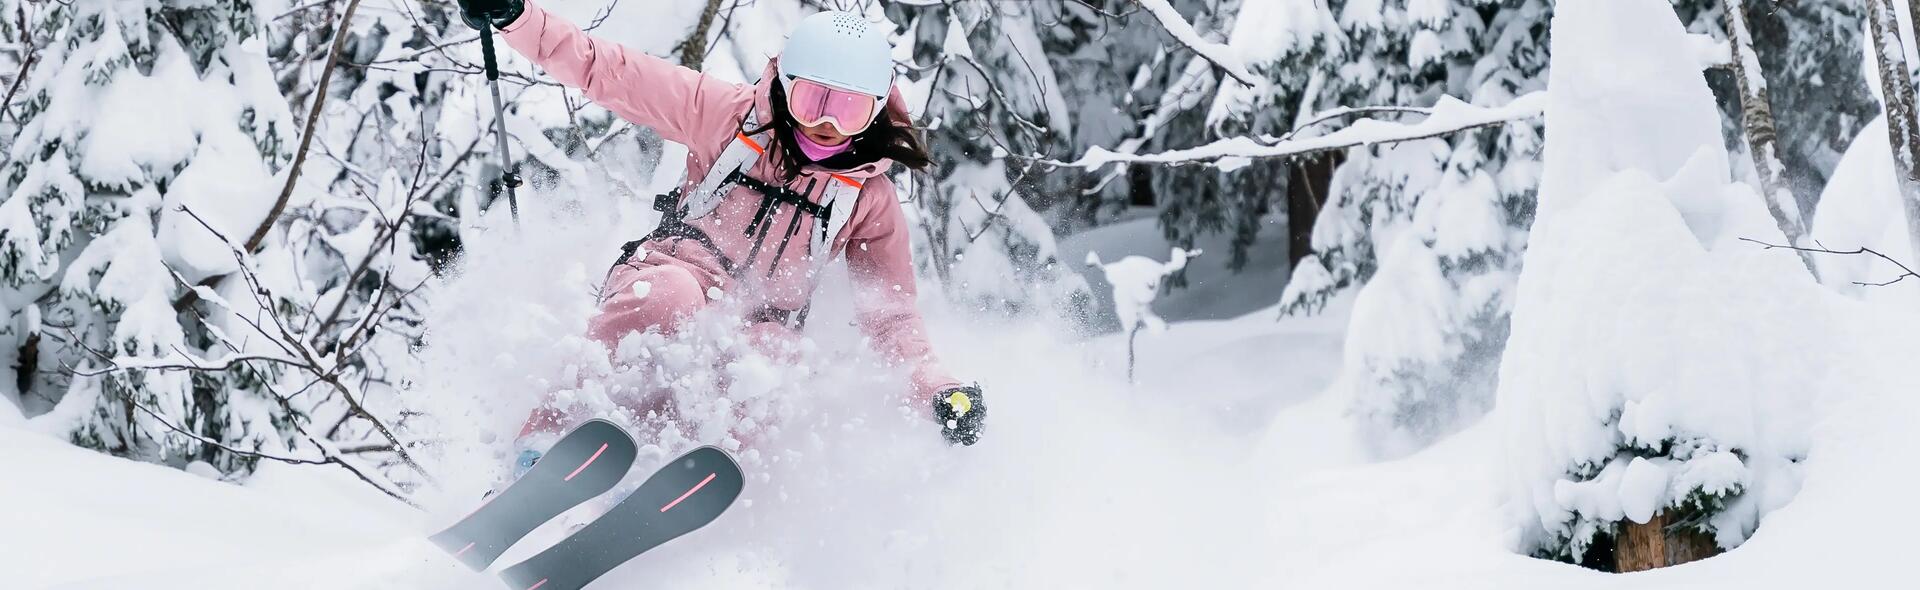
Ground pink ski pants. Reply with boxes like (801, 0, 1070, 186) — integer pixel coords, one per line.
(520, 251, 795, 438)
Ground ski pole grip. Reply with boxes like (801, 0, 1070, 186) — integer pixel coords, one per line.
(479, 29, 502, 82)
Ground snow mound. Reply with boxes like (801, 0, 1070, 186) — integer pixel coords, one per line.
(0, 395, 21, 426)
(1536, 0, 1729, 220)
(1808, 115, 1920, 303)
(0, 427, 487, 589)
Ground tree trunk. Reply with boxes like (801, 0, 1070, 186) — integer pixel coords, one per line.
(1866, 0, 1920, 266)
(14, 331, 37, 397)
(1721, 0, 1819, 279)
(676, 0, 728, 71)
(1286, 153, 1341, 270)
(1128, 165, 1157, 208)
(1615, 512, 1721, 573)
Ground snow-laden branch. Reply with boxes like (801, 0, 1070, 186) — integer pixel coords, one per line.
(1129, 0, 1258, 87)
(1059, 92, 1548, 170)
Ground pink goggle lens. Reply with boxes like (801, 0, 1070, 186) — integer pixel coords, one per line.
(786, 78, 881, 136)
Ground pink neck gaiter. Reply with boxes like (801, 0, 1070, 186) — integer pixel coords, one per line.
(792, 130, 853, 161)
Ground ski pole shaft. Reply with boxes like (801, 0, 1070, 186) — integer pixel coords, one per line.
(479, 29, 522, 225)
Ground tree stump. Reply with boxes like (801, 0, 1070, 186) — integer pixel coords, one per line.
(1615, 512, 1721, 572)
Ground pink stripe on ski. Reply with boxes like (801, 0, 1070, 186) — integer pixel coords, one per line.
(660, 473, 718, 513)
(564, 443, 609, 482)
(452, 542, 476, 557)
(525, 579, 549, 590)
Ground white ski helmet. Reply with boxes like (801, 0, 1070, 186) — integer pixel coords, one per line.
(778, 11, 895, 98)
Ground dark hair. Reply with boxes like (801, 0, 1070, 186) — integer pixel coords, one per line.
(750, 81, 933, 182)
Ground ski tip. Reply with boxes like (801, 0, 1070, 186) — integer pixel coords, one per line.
(685, 445, 743, 472)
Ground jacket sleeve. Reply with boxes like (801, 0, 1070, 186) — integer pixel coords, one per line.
(843, 183, 962, 403)
(500, 1, 743, 147)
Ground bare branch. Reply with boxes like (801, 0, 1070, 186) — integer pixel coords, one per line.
(1740, 238, 1919, 287)
(249, 0, 365, 253)
(67, 348, 418, 507)
(365, 32, 482, 65)
(172, 205, 439, 486)
(2, 53, 32, 125)
(584, 0, 624, 32)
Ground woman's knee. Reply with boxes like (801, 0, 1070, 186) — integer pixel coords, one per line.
(590, 263, 710, 343)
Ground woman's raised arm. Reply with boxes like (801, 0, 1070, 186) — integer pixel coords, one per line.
(499, 0, 746, 146)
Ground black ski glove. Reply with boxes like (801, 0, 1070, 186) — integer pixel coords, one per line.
(933, 385, 986, 446)
(455, 0, 524, 30)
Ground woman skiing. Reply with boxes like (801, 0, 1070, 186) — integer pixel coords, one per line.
(454, 0, 984, 448)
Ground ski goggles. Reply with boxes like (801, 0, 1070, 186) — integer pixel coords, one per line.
(782, 77, 884, 136)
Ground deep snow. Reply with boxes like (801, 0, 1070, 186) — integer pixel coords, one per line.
(9, 276, 1919, 589)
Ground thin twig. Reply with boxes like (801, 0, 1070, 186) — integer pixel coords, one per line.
(175, 205, 438, 485)
(65, 344, 417, 506)
(1, 52, 34, 124)
(1741, 238, 1919, 287)
(274, 0, 340, 22)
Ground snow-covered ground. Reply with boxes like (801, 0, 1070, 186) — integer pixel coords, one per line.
(9, 272, 1917, 589)
(0, 267, 1338, 589)
(5, 213, 1919, 590)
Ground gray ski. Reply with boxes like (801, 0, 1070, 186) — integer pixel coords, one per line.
(430, 419, 638, 570)
(497, 446, 745, 590)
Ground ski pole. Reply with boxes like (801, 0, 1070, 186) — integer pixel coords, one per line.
(478, 25, 523, 225)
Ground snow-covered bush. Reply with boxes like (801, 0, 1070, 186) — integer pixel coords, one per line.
(1498, 0, 1814, 564)
(1085, 247, 1197, 336)
(1085, 246, 1197, 381)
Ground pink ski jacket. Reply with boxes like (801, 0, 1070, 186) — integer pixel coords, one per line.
(500, 1, 959, 399)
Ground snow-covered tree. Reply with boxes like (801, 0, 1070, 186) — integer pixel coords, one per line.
(887, 0, 1092, 316)
(1500, 0, 1816, 571)
(0, 0, 300, 473)
(1232, 0, 1548, 453)
(1051, 0, 1550, 453)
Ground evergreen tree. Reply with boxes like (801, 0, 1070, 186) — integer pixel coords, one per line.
(0, 0, 303, 473)
(1208, 0, 1549, 453)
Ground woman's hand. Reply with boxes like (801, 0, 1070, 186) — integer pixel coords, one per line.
(456, 0, 524, 30)
(933, 385, 986, 446)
